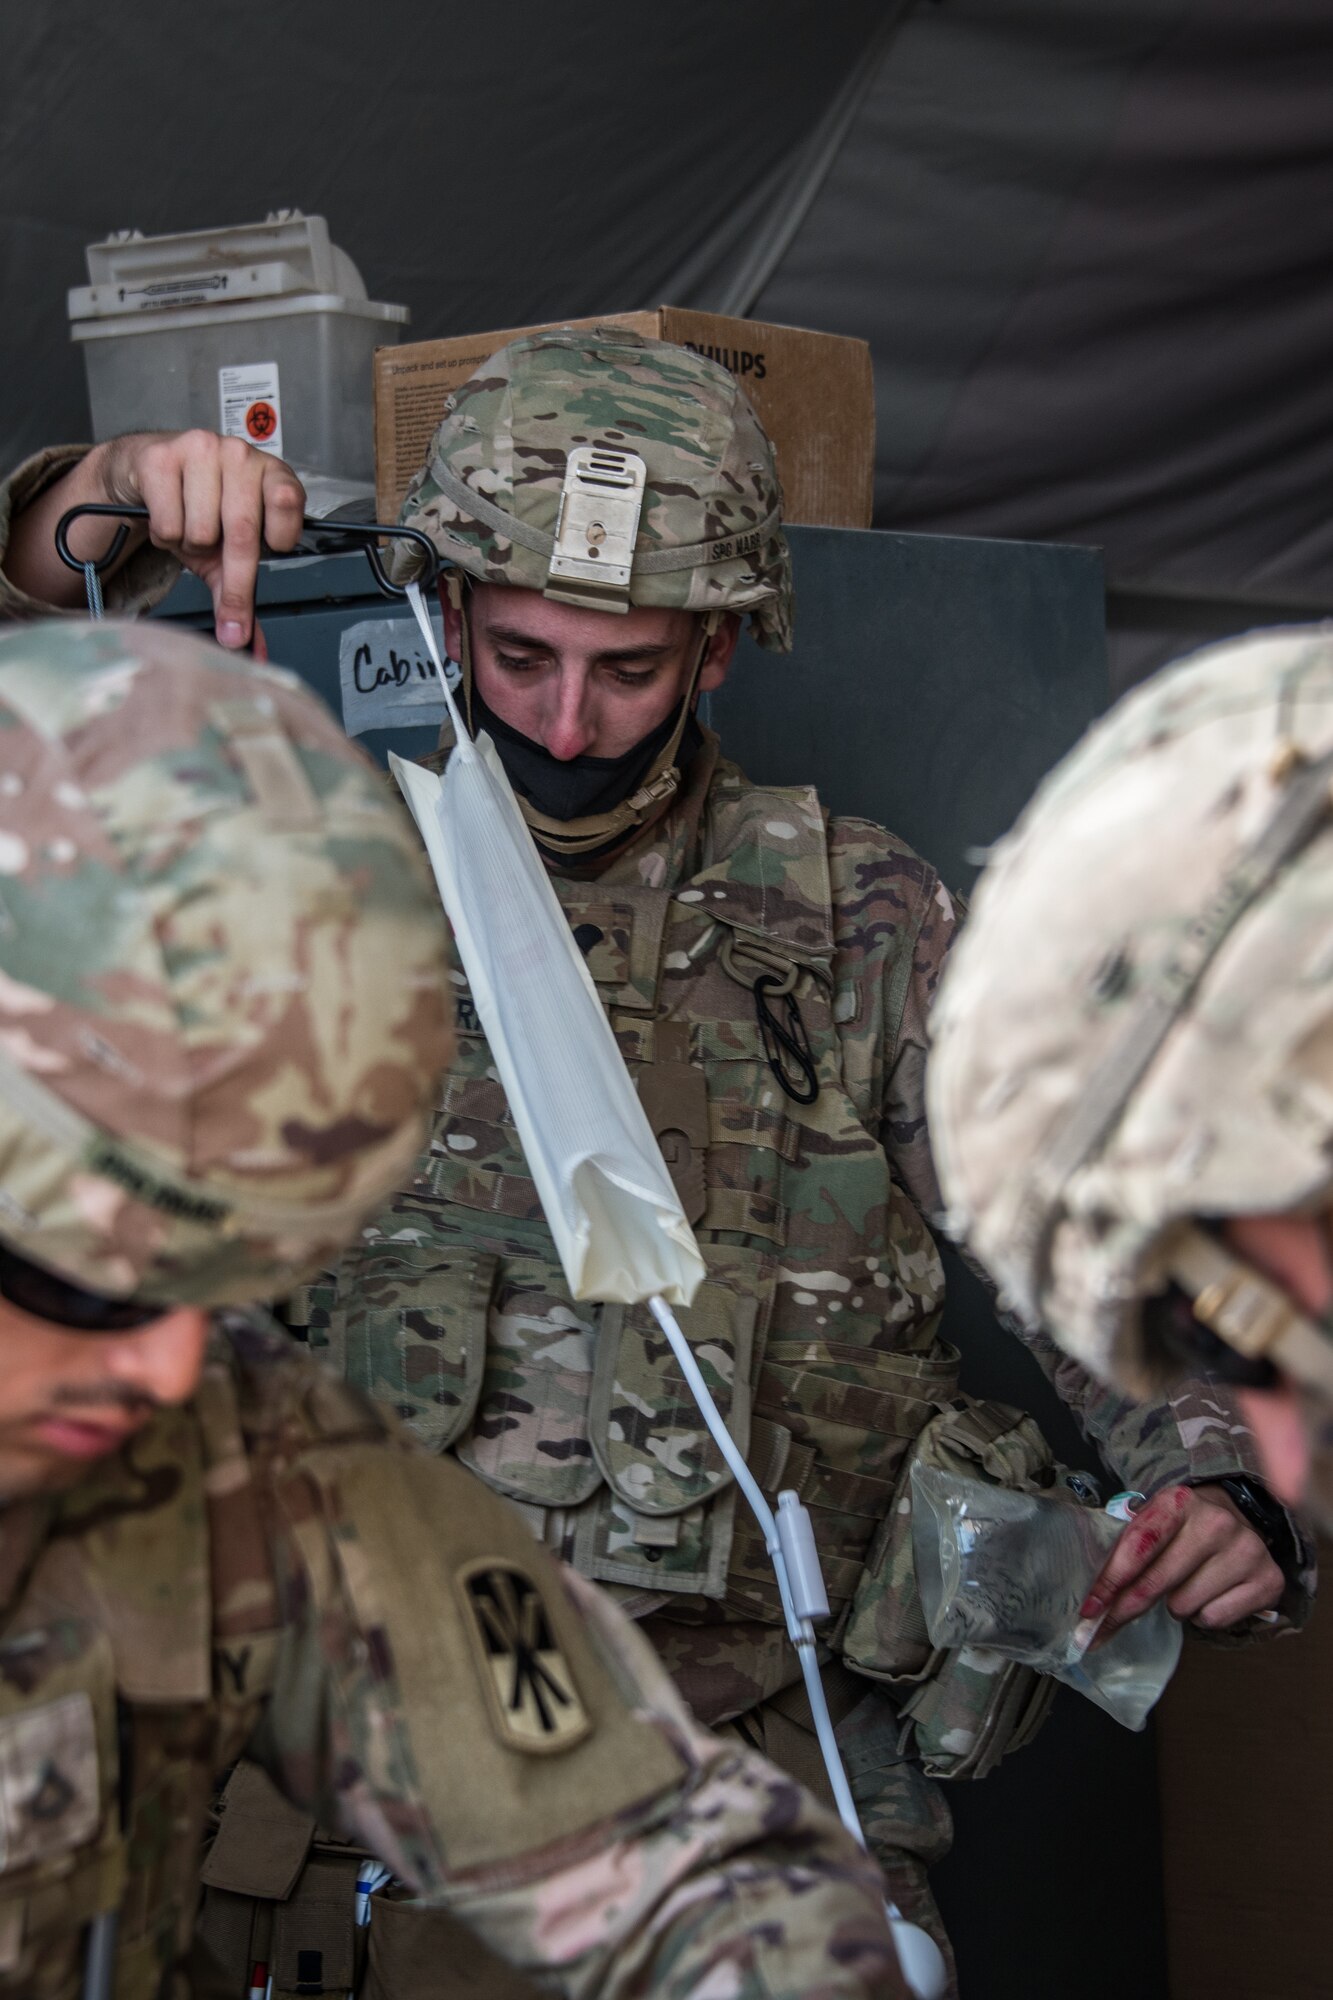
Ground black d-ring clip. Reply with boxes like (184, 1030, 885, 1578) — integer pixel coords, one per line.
(54, 503, 140, 582)
(753, 971, 820, 1105)
(305, 521, 441, 598)
(54, 505, 441, 603)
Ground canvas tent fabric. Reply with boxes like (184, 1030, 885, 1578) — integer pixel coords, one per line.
(746, 0, 1333, 691)
(3, 2, 1330, 692)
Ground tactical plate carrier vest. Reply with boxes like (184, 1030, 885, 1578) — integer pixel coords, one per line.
(0, 1318, 375, 2000)
(303, 759, 959, 1650)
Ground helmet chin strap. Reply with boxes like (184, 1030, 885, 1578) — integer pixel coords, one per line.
(1160, 1221, 1333, 1404)
(444, 573, 717, 860)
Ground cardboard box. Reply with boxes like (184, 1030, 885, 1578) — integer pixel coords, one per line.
(374, 308, 874, 530)
(1155, 1544, 1333, 1999)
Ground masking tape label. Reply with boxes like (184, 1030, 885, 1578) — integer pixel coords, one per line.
(338, 613, 456, 737)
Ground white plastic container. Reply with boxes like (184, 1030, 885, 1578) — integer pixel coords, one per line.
(68, 211, 408, 488)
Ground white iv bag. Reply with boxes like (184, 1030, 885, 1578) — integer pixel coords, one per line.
(389, 590, 704, 1308)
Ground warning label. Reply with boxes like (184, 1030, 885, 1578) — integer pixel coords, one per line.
(219, 362, 284, 458)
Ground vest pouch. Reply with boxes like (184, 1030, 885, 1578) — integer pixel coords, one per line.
(727, 1340, 961, 1624)
(456, 1250, 603, 1508)
(339, 1241, 494, 1452)
(270, 1851, 362, 1999)
(580, 1243, 771, 1596)
(197, 1762, 364, 2000)
(843, 1397, 1069, 1780)
(364, 1892, 546, 2000)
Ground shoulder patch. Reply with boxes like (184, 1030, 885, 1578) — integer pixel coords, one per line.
(0, 1691, 99, 1872)
(456, 1561, 591, 1755)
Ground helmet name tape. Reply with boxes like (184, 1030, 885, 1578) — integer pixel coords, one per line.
(711, 529, 763, 563)
(85, 1141, 232, 1227)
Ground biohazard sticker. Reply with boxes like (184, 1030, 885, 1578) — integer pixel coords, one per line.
(219, 361, 285, 458)
(457, 1562, 590, 1754)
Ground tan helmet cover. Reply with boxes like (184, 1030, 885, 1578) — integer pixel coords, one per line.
(928, 625, 1333, 1401)
(392, 326, 794, 651)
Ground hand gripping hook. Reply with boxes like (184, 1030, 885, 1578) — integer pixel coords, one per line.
(54, 504, 441, 622)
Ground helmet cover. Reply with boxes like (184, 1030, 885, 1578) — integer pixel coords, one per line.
(0, 620, 453, 1307)
(393, 326, 793, 651)
(928, 625, 1333, 1400)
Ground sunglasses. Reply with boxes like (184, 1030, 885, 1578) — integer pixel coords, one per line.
(0, 1244, 169, 1334)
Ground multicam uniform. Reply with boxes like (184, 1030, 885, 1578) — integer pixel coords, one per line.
(1, 1312, 897, 2000)
(297, 725, 1305, 1956)
(0, 617, 904, 2000)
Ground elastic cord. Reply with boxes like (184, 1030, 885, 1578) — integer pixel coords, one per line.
(428, 574, 715, 858)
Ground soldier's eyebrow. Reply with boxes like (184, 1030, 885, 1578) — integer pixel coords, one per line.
(484, 624, 675, 666)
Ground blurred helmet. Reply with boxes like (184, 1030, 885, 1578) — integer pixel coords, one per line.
(393, 326, 793, 651)
(928, 625, 1333, 1410)
(0, 620, 452, 1308)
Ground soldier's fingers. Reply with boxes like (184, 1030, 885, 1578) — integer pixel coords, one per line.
(214, 447, 271, 648)
(1175, 1544, 1284, 1628)
(134, 437, 190, 551)
(1092, 1532, 1205, 1642)
(1081, 1485, 1190, 1621)
(178, 437, 226, 557)
(1191, 1573, 1284, 1633)
(1092, 1491, 1278, 1640)
(260, 458, 306, 554)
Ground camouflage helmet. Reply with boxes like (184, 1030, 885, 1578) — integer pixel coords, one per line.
(927, 625, 1333, 1410)
(392, 326, 794, 651)
(0, 620, 453, 1309)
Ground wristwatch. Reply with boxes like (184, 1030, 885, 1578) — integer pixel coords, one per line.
(1207, 1474, 1305, 1590)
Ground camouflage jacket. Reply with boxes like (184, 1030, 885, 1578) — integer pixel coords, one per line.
(0, 448, 181, 625)
(288, 727, 1289, 1721)
(0, 1312, 901, 2000)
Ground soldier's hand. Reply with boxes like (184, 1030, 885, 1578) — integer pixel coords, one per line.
(1081, 1483, 1283, 1643)
(100, 430, 306, 652)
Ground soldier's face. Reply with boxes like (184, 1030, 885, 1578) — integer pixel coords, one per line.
(1224, 1211, 1333, 1522)
(444, 584, 738, 761)
(0, 1297, 209, 1498)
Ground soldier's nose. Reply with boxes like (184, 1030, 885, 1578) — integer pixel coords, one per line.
(103, 1307, 210, 1408)
(544, 713, 596, 760)
(542, 676, 597, 760)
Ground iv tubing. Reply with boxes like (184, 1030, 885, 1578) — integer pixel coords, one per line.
(648, 1294, 864, 1847)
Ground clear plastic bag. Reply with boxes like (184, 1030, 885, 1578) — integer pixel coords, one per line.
(910, 1465, 1182, 1731)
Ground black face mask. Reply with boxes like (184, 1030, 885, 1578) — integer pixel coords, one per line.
(468, 681, 704, 831)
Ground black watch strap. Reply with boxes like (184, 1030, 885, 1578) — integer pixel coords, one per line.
(1209, 1474, 1305, 1587)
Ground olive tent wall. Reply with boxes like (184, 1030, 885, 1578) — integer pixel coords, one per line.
(4, 0, 1332, 694)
